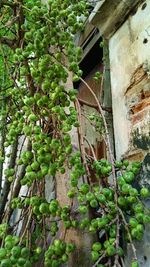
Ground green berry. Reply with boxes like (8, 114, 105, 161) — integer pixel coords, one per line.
(39, 203, 49, 214)
(78, 205, 88, 214)
(90, 199, 98, 208)
(92, 242, 102, 252)
(140, 187, 149, 198)
(123, 171, 135, 183)
(1, 259, 11, 267)
(106, 245, 116, 256)
(95, 193, 106, 203)
(91, 251, 99, 261)
(131, 260, 139, 267)
(0, 248, 7, 259)
(11, 246, 21, 258)
(129, 218, 138, 228)
(21, 247, 30, 258)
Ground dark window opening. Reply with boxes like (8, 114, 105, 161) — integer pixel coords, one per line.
(74, 37, 103, 89)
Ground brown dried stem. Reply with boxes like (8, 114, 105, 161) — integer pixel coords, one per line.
(79, 78, 117, 194)
(92, 252, 106, 267)
(75, 99, 92, 185)
(113, 215, 120, 267)
(79, 79, 114, 166)
(83, 136, 97, 161)
(0, 138, 18, 222)
(119, 208, 137, 260)
(19, 208, 32, 245)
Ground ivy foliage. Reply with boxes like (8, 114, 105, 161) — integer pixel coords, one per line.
(0, 1, 149, 267)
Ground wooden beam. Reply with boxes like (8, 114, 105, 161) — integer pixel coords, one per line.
(89, 0, 143, 38)
(77, 22, 95, 47)
(80, 29, 101, 62)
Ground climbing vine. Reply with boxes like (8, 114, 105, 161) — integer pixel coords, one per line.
(0, 1, 149, 267)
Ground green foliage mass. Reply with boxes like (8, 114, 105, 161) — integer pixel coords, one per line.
(0, 1, 149, 267)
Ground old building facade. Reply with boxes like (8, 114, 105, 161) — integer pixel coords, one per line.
(77, 0, 150, 266)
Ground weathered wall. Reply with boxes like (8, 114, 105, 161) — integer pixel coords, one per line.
(109, 0, 150, 160)
(108, 1, 150, 266)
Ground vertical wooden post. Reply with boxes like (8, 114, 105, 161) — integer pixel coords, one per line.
(55, 71, 94, 267)
(103, 40, 114, 158)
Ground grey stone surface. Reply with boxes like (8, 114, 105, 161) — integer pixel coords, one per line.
(89, 0, 141, 38)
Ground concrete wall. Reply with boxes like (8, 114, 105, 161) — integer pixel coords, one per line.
(108, 1, 150, 266)
(109, 0, 150, 160)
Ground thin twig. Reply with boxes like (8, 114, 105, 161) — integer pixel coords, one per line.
(15, 135, 26, 174)
(83, 136, 97, 161)
(0, 138, 18, 222)
(120, 257, 125, 267)
(118, 208, 137, 260)
(79, 79, 114, 166)
(19, 208, 32, 245)
(114, 215, 120, 266)
(75, 99, 92, 185)
(92, 252, 106, 267)
(79, 78, 117, 201)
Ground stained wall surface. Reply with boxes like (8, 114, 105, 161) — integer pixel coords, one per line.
(109, 0, 150, 160)
(109, 1, 150, 266)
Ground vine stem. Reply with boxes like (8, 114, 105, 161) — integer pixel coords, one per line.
(79, 78, 112, 158)
(120, 257, 125, 267)
(19, 180, 35, 245)
(81, 112, 97, 128)
(83, 136, 97, 161)
(118, 208, 137, 260)
(75, 99, 92, 185)
(19, 208, 32, 245)
(79, 77, 116, 187)
(15, 135, 26, 174)
(113, 214, 120, 267)
(85, 152, 95, 161)
(92, 252, 106, 267)
(43, 216, 48, 249)
(79, 77, 122, 262)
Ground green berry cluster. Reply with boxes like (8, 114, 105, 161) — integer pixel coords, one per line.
(0, 1, 149, 267)
(0, 235, 41, 267)
(45, 240, 75, 267)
